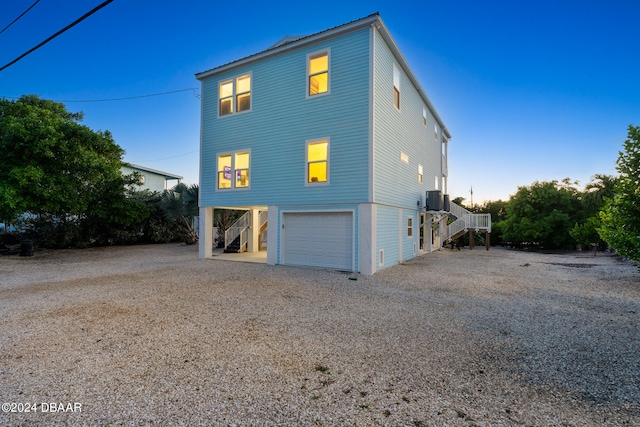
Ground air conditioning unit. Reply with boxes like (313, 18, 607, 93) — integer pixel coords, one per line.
(443, 194, 450, 212)
(425, 190, 442, 211)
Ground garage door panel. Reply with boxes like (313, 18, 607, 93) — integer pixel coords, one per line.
(283, 212, 353, 270)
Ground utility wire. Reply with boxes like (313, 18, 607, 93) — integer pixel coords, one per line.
(60, 88, 201, 102)
(2, 88, 201, 103)
(0, 0, 41, 36)
(0, 0, 115, 73)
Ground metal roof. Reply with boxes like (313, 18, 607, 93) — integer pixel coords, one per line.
(123, 163, 183, 180)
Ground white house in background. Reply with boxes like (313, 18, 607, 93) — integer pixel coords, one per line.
(121, 164, 183, 193)
(196, 12, 489, 274)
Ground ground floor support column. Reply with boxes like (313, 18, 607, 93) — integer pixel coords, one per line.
(199, 207, 213, 259)
(359, 203, 375, 275)
(266, 206, 278, 266)
(469, 229, 475, 250)
(247, 208, 260, 253)
(486, 231, 491, 250)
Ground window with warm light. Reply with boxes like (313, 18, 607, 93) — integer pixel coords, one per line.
(393, 65, 400, 109)
(219, 73, 251, 116)
(418, 164, 423, 183)
(217, 151, 250, 189)
(307, 140, 328, 184)
(217, 154, 232, 188)
(400, 151, 409, 164)
(235, 152, 250, 187)
(308, 51, 329, 96)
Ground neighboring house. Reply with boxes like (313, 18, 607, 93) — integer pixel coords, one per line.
(121, 164, 183, 193)
(196, 12, 489, 274)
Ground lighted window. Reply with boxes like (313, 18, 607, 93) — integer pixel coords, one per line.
(422, 107, 427, 126)
(235, 152, 250, 187)
(418, 164, 423, 183)
(307, 140, 328, 183)
(400, 151, 409, 164)
(407, 217, 413, 237)
(236, 75, 251, 112)
(218, 151, 250, 189)
(217, 154, 232, 188)
(393, 65, 400, 109)
(435, 176, 439, 190)
(308, 51, 329, 96)
(219, 73, 251, 116)
(219, 81, 233, 116)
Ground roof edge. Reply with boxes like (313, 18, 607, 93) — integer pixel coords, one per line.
(195, 13, 380, 80)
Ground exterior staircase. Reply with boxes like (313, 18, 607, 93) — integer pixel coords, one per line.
(223, 210, 268, 253)
(443, 201, 491, 243)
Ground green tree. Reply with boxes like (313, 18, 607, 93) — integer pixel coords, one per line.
(569, 174, 617, 249)
(159, 183, 199, 244)
(0, 95, 149, 246)
(501, 179, 583, 248)
(599, 125, 640, 264)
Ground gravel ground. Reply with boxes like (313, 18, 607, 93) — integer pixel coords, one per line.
(0, 244, 639, 426)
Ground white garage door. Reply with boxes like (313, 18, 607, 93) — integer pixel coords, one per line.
(283, 212, 353, 271)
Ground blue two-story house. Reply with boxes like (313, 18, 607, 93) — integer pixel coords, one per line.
(196, 13, 457, 275)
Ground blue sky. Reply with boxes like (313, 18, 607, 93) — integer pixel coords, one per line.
(1, 0, 638, 204)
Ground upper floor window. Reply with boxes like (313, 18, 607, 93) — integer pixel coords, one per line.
(418, 164, 423, 183)
(219, 73, 251, 117)
(434, 124, 438, 140)
(422, 107, 427, 126)
(308, 50, 329, 97)
(393, 65, 400, 109)
(307, 139, 329, 184)
(217, 151, 250, 189)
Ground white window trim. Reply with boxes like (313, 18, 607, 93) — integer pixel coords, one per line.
(216, 149, 251, 191)
(393, 64, 401, 111)
(218, 72, 253, 118)
(407, 216, 413, 238)
(305, 137, 330, 186)
(306, 48, 331, 99)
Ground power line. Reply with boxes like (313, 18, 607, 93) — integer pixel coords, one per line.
(60, 88, 201, 102)
(0, 0, 115, 73)
(0, 0, 41, 36)
(2, 88, 201, 103)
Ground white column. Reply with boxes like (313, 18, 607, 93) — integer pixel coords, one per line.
(199, 207, 213, 259)
(266, 206, 277, 265)
(247, 208, 260, 253)
(358, 203, 376, 275)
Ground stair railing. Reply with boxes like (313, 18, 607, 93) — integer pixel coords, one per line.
(224, 211, 251, 251)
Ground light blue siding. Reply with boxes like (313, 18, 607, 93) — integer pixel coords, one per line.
(375, 205, 398, 269)
(200, 28, 371, 208)
(372, 29, 443, 210)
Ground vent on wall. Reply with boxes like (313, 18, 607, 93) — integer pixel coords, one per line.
(378, 249, 384, 266)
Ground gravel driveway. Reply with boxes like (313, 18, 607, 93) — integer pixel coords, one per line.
(1, 244, 639, 426)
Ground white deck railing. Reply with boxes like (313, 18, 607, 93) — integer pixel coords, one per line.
(444, 201, 491, 241)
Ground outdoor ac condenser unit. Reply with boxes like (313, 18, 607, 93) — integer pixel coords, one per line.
(425, 190, 442, 211)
